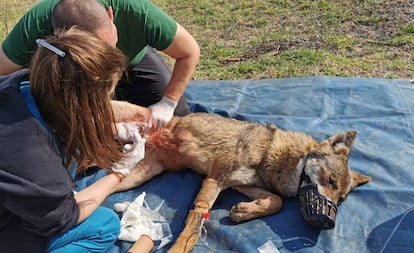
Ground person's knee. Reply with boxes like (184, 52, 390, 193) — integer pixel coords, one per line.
(47, 207, 120, 253)
(175, 96, 191, 116)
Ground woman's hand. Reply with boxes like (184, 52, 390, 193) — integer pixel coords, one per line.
(112, 122, 146, 176)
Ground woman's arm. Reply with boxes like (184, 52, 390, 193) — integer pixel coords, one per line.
(74, 173, 122, 223)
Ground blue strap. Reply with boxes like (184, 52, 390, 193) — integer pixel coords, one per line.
(19, 81, 52, 133)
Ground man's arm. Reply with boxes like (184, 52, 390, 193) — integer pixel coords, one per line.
(162, 23, 200, 102)
(0, 46, 22, 75)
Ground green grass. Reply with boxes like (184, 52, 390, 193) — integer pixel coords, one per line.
(1, 0, 413, 80)
(403, 22, 414, 34)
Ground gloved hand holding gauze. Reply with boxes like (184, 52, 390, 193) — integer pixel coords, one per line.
(111, 122, 146, 176)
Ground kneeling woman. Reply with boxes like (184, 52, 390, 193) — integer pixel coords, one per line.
(0, 27, 141, 253)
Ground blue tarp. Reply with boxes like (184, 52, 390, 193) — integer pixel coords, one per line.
(76, 76, 414, 253)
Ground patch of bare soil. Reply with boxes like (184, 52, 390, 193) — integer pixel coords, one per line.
(222, 1, 413, 62)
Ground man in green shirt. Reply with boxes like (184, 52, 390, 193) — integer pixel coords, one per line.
(0, 0, 200, 127)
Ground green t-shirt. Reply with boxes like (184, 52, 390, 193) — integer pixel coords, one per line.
(2, 0, 177, 68)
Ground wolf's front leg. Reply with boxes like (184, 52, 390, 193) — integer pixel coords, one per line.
(111, 100, 151, 123)
(230, 185, 283, 222)
(168, 178, 223, 253)
(114, 158, 164, 192)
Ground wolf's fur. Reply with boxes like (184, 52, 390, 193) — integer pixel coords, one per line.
(115, 112, 371, 253)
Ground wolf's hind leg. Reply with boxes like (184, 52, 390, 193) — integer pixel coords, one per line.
(230, 185, 282, 222)
(168, 178, 222, 253)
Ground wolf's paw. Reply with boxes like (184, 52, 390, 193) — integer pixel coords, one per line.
(230, 196, 283, 222)
(229, 200, 262, 222)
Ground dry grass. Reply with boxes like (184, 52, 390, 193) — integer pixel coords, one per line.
(0, 0, 35, 39)
(154, 0, 414, 80)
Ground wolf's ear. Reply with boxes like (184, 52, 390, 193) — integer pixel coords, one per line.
(352, 171, 371, 188)
(326, 131, 357, 155)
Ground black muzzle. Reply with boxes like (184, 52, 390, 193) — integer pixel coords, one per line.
(297, 183, 337, 229)
(296, 157, 338, 229)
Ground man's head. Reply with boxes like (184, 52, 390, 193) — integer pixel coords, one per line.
(52, 0, 118, 47)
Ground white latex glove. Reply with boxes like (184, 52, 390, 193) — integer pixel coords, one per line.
(114, 192, 173, 249)
(148, 96, 177, 128)
(112, 122, 146, 176)
(116, 122, 145, 143)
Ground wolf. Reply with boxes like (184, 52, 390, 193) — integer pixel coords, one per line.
(115, 112, 371, 253)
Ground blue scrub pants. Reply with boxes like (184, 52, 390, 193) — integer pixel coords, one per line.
(47, 206, 120, 253)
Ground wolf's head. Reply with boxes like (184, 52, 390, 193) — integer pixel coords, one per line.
(297, 131, 371, 229)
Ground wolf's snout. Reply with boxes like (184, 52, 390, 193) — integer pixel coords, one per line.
(297, 184, 337, 229)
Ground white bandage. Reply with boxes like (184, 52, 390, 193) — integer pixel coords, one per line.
(114, 192, 172, 249)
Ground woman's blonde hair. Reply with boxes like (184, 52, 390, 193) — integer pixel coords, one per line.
(30, 26, 127, 173)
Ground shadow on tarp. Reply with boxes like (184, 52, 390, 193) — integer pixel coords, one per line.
(367, 208, 414, 253)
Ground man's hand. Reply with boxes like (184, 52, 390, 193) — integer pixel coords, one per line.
(148, 96, 177, 128)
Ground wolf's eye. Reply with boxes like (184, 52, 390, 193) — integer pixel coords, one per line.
(328, 177, 338, 189)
